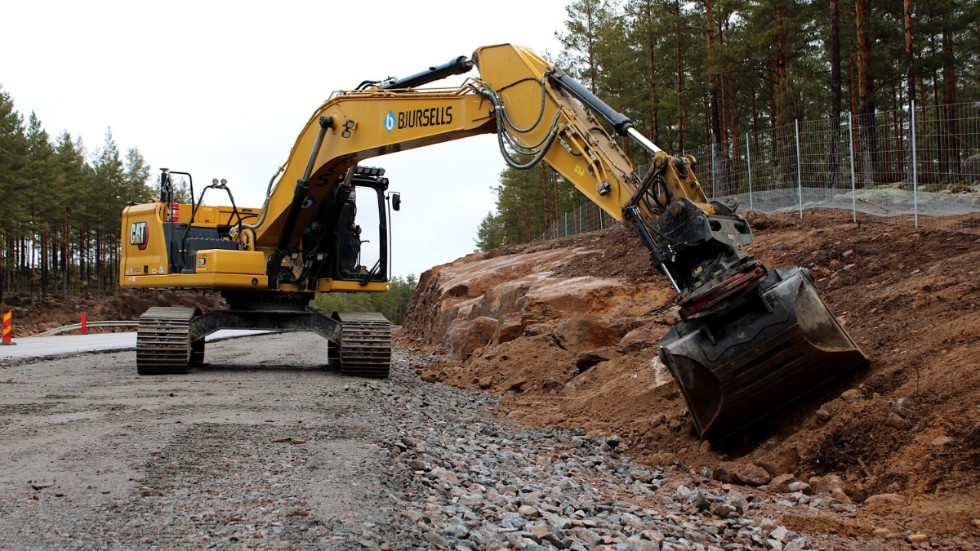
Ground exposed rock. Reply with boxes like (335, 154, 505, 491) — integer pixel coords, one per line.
(524, 323, 555, 336)
(864, 493, 906, 507)
(494, 318, 524, 344)
(891, 396, 915, 418)
(712, 463, 735, 484)
(787, 482, 812, 495)
(617, 324, 663, 354)
(733, 463, 772, 486)
(430, 467, 460, 485)
(448, 317, 499, 359)
(755, 449, 801, 477)
(810, 474, 846, 496)
(885, 413, 912, 429)
(554, 316, 622, 353)
(963, 153, 980, 184)
(840, 389, 863, 401)
(574, 347, 619, 372)
(767, 473, 795, 493)
(907, 533, 929, 544)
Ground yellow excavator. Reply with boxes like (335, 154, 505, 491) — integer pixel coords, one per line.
(120, 44, 866, 439)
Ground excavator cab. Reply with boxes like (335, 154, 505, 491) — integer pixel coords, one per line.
(321, 168, 393, 285)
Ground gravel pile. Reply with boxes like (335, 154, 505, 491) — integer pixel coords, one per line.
(367, 352, 821, 551)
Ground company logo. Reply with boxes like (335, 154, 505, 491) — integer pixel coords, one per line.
(384, 110, 396, 133)
(301, 195, 316, 209)
(384, 106, 453, 133)
(130, 222, 148, 251)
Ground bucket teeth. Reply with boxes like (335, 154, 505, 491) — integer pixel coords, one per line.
(659, 267, 868, 440)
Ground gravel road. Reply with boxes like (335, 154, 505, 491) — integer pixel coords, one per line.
(0, 332, 853, 550)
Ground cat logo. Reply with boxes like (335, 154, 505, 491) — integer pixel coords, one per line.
(130, 222, 148, 251)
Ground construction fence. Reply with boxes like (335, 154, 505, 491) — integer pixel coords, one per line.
(543, 101, 980, 239)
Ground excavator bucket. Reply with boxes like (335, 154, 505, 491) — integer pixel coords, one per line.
(659, 266, 867, 440)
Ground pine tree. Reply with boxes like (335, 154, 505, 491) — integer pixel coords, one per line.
(0, 86, 28, 306)
(24, 112, 55, 298)
(123, 147, 153, 204)
(90, 128, 125, 294)
(52, 132, 88, 295)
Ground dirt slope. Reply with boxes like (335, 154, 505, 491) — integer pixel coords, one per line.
(398, 210, 980, 544)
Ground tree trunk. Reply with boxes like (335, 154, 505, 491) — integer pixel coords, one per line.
(904, 0, 915, 105)
(647, 36, 659, 144)
(675, 0, 684, 154)
(941, 25, 960, 181)
(705, 0, 723, 197)
(855, 0, 876, 185)
(918, 75, 934, 183)
(62, 213, 70, 296)
(40, 231, 49, 297)
(829, 0, 842, 189)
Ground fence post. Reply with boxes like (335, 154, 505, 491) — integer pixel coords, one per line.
(848, 111, 857, 222)
(710, 142, 718, 198)
(745, 133, 754, 210)
(579, 205, 583, 233)
(564, 212, 568, 237)
(795, 119, 803, 218)
(911, 100, 919, 229)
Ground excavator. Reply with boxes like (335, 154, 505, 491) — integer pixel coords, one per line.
(119, 44, 866, 439)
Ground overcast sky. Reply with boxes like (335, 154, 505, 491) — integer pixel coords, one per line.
(1, 0, 570, 279)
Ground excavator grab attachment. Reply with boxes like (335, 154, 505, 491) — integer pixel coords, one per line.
(659, 267, 868, 439)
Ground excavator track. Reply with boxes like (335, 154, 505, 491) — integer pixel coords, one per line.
(335, 312, 391, 378)
(136, 307, 198, 375)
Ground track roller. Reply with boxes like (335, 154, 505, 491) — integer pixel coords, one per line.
(136, 306, 199, 375)
(334, 312, 391, 378)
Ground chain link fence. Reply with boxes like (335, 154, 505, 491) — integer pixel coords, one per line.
(692, 101, 980, 234)
(541, 101, 980, 240)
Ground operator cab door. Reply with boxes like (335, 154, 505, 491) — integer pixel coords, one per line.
(331, 171, 394, 284)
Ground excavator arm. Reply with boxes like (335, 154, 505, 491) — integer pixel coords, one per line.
(253, 45, 755, 311)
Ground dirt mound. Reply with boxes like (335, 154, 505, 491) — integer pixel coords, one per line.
(399, 210, 980, 541)
(2, 290, 225, 336)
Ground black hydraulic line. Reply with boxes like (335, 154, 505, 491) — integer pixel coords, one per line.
(167, 170, 195, 212)
(547, 70, 634, 136)
(624, 206, 680, 293)
(266, 116, 334, 286)
(159, 169, 195, 272)
(380, 56, 473, 90)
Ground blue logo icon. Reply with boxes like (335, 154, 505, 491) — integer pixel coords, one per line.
(301, 196, 316, 209)
(384, 110, 396, 133)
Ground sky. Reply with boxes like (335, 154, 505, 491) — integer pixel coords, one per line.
(0, 0, 571, 279)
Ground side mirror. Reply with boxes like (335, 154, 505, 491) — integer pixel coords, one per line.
(390, 192, 401, 211)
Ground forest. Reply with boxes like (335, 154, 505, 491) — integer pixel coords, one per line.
(0, 93, 154, 307)
(476, 0, 980, 249)
(2, 0, 979, 306)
